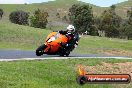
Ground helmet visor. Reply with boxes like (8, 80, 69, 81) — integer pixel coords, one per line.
(67, 28, 75, 34)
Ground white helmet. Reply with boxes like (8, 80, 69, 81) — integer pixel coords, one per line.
(67, 25, 75, 34)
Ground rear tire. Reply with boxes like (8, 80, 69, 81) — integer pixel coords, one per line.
(65, 51, 70, 57)
(59, 53, 64, 57)
(36, 44, 45, 56)
(59, 51, 70, 57)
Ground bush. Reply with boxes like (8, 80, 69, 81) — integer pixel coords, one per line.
(9, 10, 29, 25)
(30, 9, 49, 29)
(0, 8, 3, 19)
(124, 24, 132, 40)
(119, 7, 132, 40)
(119, 22, 132, 40)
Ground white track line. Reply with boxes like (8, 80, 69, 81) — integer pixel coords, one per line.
(0, 57, 132, 61)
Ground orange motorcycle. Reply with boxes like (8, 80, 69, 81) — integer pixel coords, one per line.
(36, 32, 80, 56)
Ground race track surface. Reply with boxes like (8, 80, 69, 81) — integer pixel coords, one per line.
(0, 49, 131, 61)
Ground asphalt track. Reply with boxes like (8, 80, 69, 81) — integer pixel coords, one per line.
(0, 50, 131, 61)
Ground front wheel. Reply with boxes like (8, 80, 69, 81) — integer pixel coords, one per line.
(36, 44, 45, 56)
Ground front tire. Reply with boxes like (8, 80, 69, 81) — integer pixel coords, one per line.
(36, 44, 45, 56)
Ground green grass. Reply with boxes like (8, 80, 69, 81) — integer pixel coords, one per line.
(76, 36, 132, 54)
(0, 58, 132, 88)
(0, 21, 51, 50)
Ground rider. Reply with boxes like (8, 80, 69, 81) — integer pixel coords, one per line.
(59, 25, 75, 40)
(59, 25, 79, 49)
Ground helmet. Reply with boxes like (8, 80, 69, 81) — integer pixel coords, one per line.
(67, 25, 75, 34)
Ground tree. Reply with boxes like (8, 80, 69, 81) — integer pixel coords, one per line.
(120, 7, 132, 40)
(9, 10, 29, 25)
(0, 8, 3, 19)
(99, 5, 122, 37)
(68, 4, 94, 34)
(30, 9, 49, 29)
(89, 25, 99, 36)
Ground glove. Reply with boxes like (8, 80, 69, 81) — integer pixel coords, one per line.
(75, 41, 78, 45)
(74, 41, 78, 48)
(59, 30, 66, 35)
(74, 44, 78, 48)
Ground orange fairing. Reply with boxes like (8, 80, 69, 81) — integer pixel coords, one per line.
(45, 32, 57, 42)
(44, 32, 68, 53)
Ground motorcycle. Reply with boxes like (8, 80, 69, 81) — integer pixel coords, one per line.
(36, 31, 80, 56)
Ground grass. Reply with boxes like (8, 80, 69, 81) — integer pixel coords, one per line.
(76, 36, 132, 54)
(0, 21, 51, 50)
(0, 58, 132, 88)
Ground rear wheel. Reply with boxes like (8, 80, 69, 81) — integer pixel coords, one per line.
(65, 51, 70, 57)
(59, 54, 64, 57)
(36, 44, 45, 56)
(59, 51, 70, 57)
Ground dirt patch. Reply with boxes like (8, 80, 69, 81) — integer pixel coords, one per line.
(85, 62, 132, 75)
(99, 49, 132, 57)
